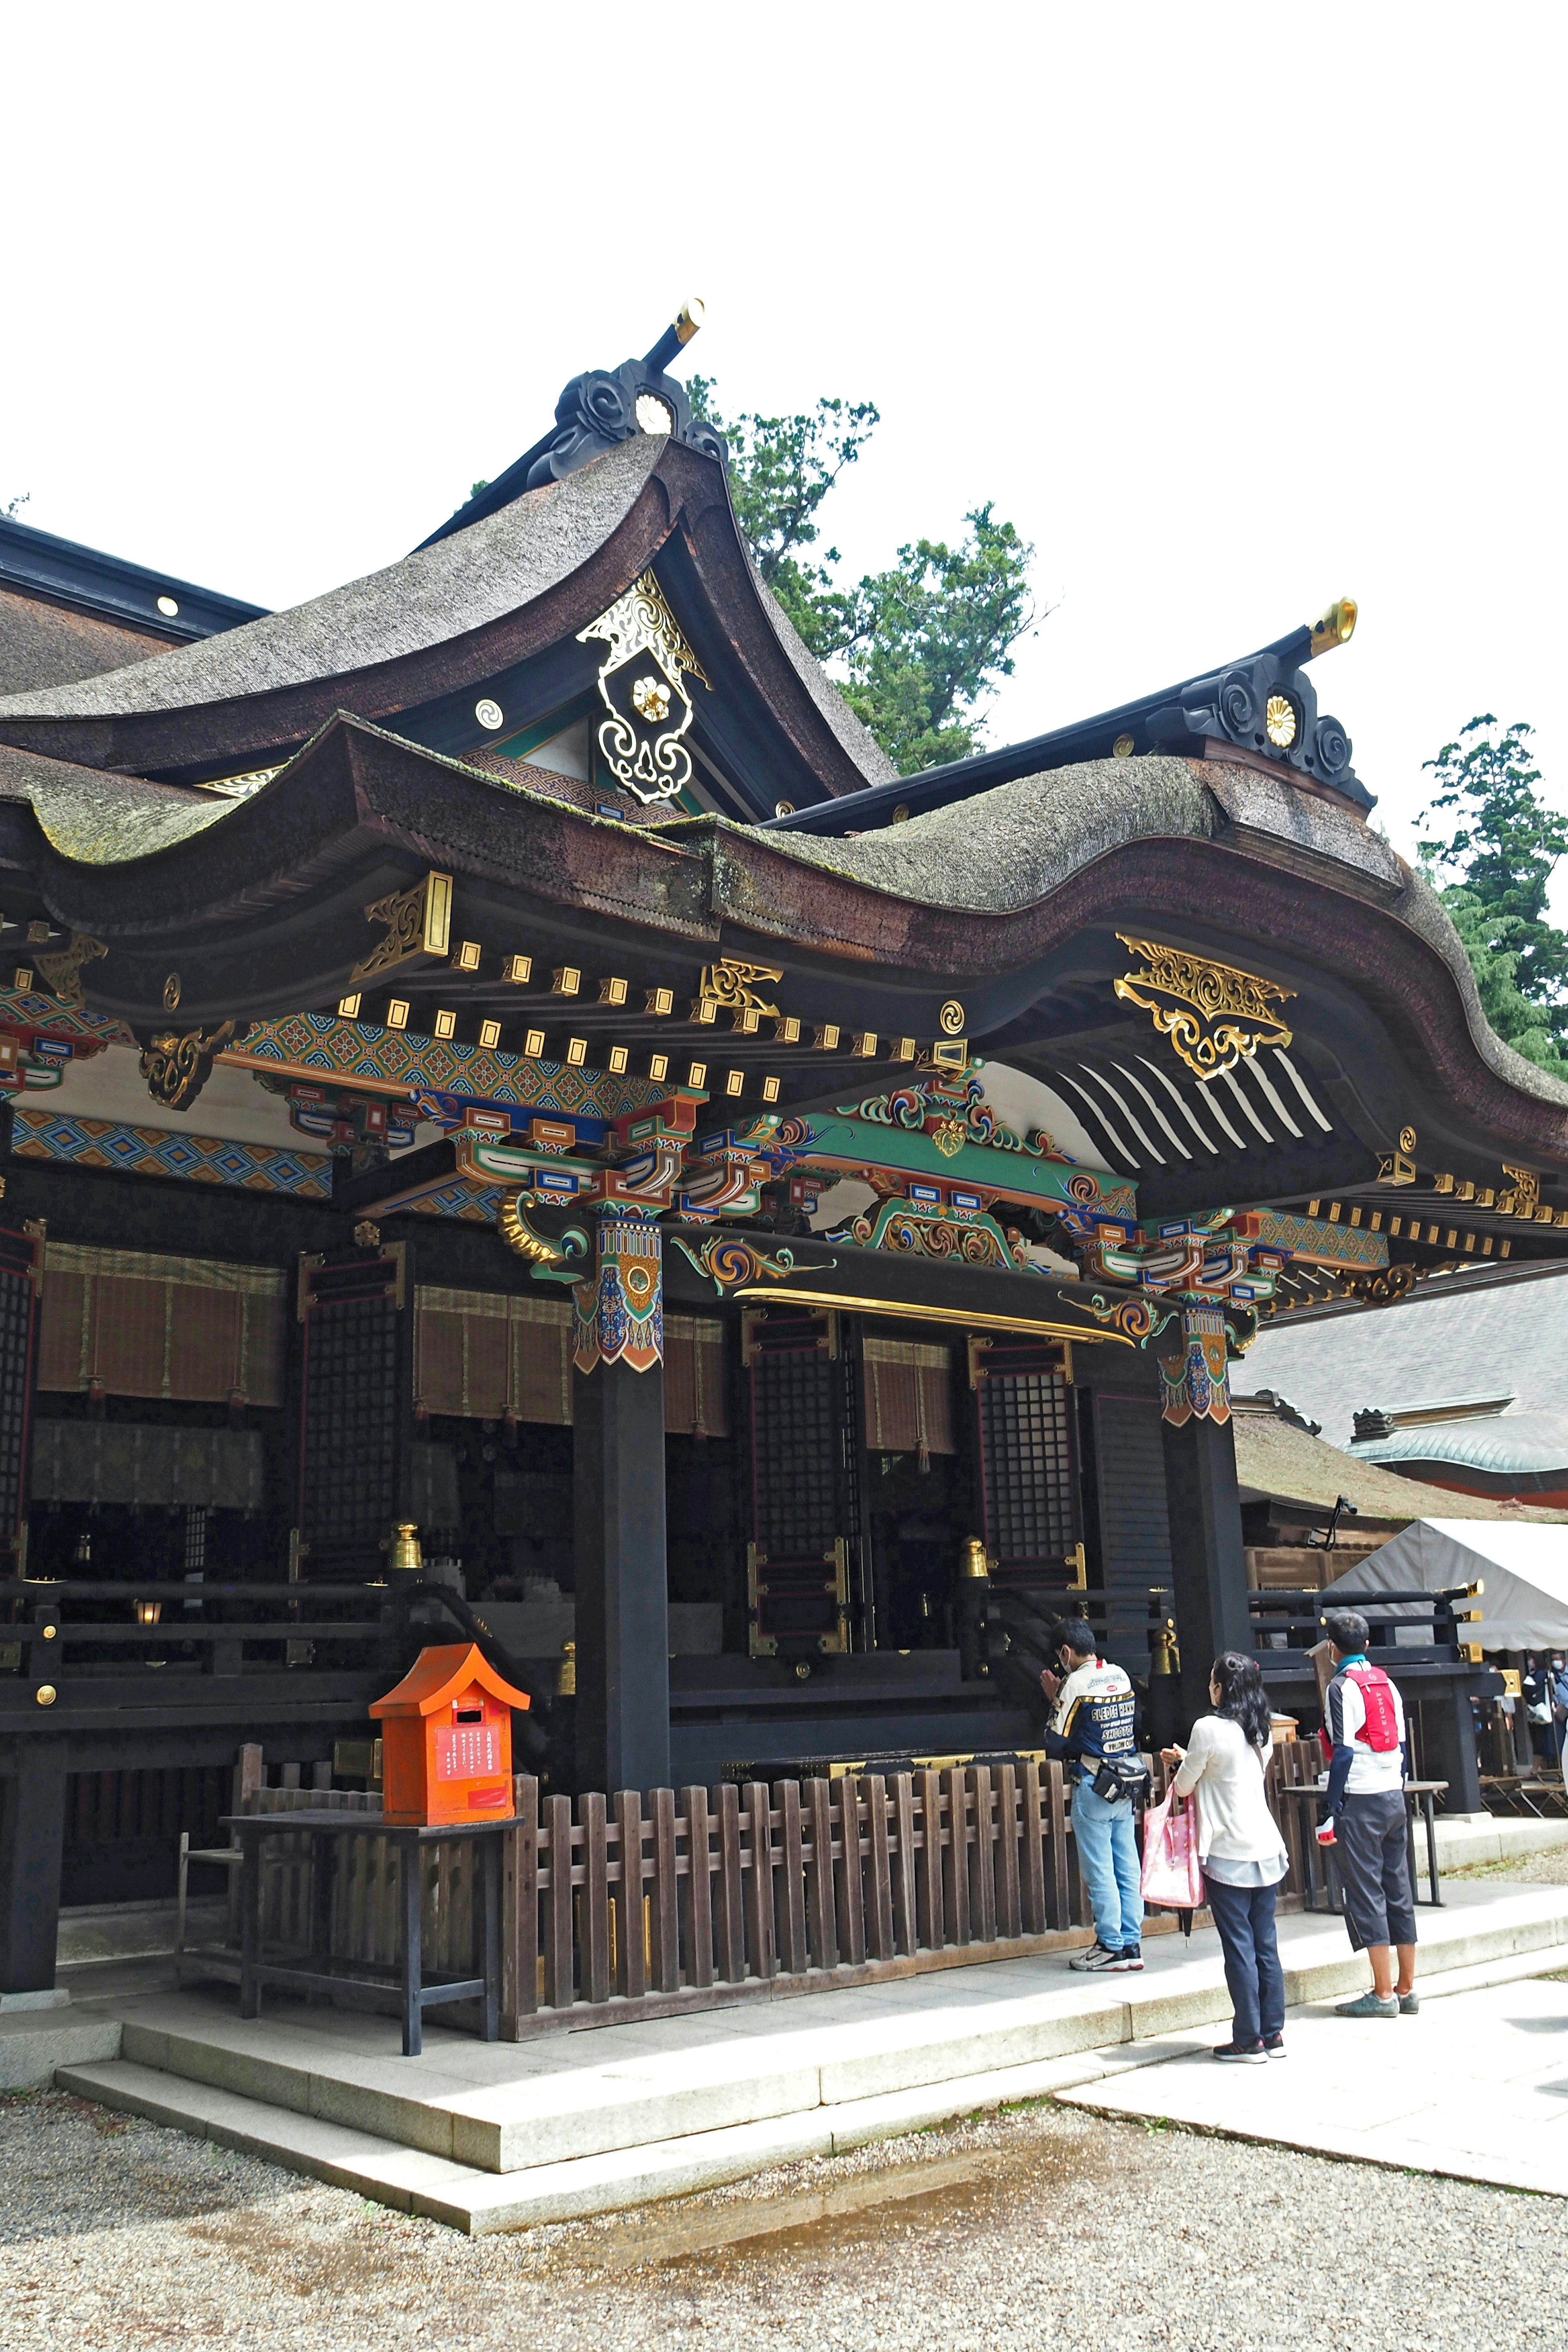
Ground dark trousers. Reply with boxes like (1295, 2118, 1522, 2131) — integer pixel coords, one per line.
(1204, 1875, 1285, 2047)
(1337, 1788, 1417, 1951)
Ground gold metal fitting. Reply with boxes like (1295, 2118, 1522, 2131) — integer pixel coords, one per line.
(674, 298, 705, 345)
(1308, 597, 1357, 657)
(960, 1536, 990, 1582)
(35, 1683, 56, 1706)
(556, 1639, 577, 1697)
(388, 1521, 422, 1574)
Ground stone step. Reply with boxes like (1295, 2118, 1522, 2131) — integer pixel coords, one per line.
(80, 1887, 1568, 2176)
(58, 1936, 1568, 2232)
(0, 2005, 122, 2089)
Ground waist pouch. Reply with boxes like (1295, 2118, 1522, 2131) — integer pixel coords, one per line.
(1091, 1755, 1151, 1804)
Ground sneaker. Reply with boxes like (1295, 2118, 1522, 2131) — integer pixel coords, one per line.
(1262, 2034, 1287, 2059)
(1398, 1991, 1420, 2016)
(1213, 2040, 1267, 2063)
(1069, 1942, 1131, 1971)
(1117, 1947, 1145, 1973)
(1335, 1991, 1400, 2018)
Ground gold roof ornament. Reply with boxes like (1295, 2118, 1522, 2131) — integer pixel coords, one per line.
(1113, 935, 1295, 1080)
(577, 572, 710, 805)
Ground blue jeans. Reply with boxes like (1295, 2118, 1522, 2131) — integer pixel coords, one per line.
(1071, 1779, 1144, 1951)
(1204, 1876, 1285, 2045)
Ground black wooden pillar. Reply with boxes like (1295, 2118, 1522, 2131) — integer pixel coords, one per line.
(0, 1737, 67, 1995)
(572, 1355, 671, 1793)
(1160, 1413, 1253, 1733)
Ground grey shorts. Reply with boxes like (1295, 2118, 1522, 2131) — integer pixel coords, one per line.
(1336, 1788, 1417, 1951)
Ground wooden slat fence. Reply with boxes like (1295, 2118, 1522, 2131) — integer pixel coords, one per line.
(502, 1759, 1080, 2039)
(189, 1735, 1331, 2037)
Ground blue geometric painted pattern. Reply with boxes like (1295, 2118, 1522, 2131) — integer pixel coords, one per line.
(12, 1111, 332, 1198)
(401, 1181, 510, 1224)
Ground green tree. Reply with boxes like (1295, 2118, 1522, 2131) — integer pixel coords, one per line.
(1417, 717, 1568, 1077)
(689, 379, 1035, 773)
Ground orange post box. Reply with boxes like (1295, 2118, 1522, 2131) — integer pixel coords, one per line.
(369, 1643, 531, 1827)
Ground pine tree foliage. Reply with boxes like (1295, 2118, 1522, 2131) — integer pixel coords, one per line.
(1417, 717, 1568, 1079)
(688, 377, 1036, 774)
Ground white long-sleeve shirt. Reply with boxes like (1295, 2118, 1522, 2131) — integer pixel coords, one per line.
(1172, 1714, 1288, 1875)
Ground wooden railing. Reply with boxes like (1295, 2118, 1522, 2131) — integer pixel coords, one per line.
(183, 1736, 1344, 2042)
(504, 1761, 1080, 2037)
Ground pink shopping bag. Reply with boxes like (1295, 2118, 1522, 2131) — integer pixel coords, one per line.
(1140, 1785, 1204, 1912)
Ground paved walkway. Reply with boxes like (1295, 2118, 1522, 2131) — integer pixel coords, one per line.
(1061, 1969, 1568, 2196)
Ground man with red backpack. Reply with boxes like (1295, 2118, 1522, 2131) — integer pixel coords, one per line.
(1319, 1609, 1417, 2019)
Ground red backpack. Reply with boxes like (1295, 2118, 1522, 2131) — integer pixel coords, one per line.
(1344, 1664, 1401, 1751)
(1317, 1664, 1401, 1757)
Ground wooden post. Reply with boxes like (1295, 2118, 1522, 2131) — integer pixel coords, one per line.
(890, 1772, 918, 1958)
(580, 1791, 609, 2003)
(543, 1793, 573, 2009)
(712, 1782, 745, 1982)
(504, 1775, 539, 2029)
(743, 1783, 775, 1982)
(804, 1779, 837, 1969)
(834, 1777, 866, 1967)
(968, 1766, 997, 1944)
(572, 1222, 671, 1795)
(775, 1781, 808, 1974)
(915, 1767, 943, 1951)
(649, 1786, 680, 1992)
(1160, 1412, 1253, 1731)
(994, 1763, 1022, 1940)
(614, 1789, 647, 2000)
(0, 1737, 67, 1996)
(681, 1786, 714, 1988)
(942, 1767, 970, 1947)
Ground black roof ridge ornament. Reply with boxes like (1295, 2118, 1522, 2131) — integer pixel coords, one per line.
(418, 300, 725, 552)
(764, 595, 1369, 837)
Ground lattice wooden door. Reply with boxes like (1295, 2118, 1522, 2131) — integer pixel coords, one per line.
(296, 1242, 412, 1575)
(971, 1336, 1082, 1588)
(743, 1307, 860, 1658)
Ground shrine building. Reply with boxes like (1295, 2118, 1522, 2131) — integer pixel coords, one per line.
(0, 305, 1564, 1993)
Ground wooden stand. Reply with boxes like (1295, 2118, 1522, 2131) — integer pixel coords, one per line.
(225, 1810, 504, 2057)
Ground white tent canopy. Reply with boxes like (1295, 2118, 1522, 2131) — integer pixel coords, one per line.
(1322, 1521, 1568, 1652)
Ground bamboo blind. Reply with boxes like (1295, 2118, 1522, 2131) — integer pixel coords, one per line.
(861, 1336, 953, 1457)
(414, 1287, 726, 1436)
(38, 1243, 286, 1407)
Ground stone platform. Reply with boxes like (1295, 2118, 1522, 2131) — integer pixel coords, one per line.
(49, 1879, 1568, 2231)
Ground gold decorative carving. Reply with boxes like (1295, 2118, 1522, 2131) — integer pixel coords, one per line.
(577, 571, 710, 805)
(138, 1020, 243, 1113)
(938, 999, 966, 1035)
(1499, 1165, 1541, 1219)
(31, 933, 106, 1011)
(349, 871, 453, 986)
(497, 1194, 571, 1268)
(1264, 694, 1298, 748)
(1113, 935, 1295, 1079)
(699, 959, 784, 1020)
(163, 973, 181, 1011)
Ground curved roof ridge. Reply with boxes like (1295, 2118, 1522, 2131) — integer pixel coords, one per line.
(0, 437, 664, 723)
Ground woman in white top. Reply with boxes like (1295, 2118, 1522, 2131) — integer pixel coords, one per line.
(1162, 1652, 1290, 2065)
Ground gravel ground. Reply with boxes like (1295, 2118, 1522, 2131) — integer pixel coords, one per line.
(1450, 1840, 1568, 1886)
(2, 2082, 1564, 2352)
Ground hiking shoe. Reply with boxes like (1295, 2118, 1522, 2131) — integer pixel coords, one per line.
(1213, 2040, 1267, 2063)
(1117, 1947, 1145, 1973)
(1069, 1942, 1131, 1971)
(1262, 2034, 1287, 2058)
(1335, 1991, 1400, 2018)
(1399, 1991, 1420, 2015)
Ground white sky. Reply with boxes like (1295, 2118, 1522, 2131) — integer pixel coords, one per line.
(5, 4, 1564, 886)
